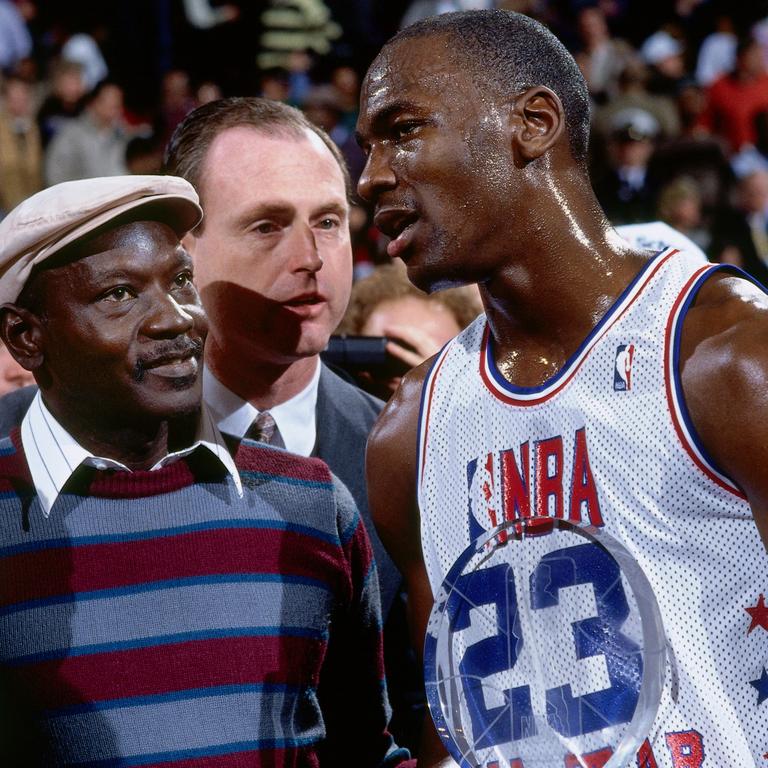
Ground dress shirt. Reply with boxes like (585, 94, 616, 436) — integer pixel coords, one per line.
(203, 359, 320, 457)
(21, 391, 242, 517)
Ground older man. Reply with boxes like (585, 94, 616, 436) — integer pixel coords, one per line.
(357, 10, 768, 767)
(164, 98, 402, 614)
(0, 176, 408, 767)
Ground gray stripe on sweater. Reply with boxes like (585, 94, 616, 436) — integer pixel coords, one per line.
(2, 580, 333, 661)
(44, 687, 324, 763)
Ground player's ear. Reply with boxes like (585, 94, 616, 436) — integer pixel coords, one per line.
(0, 305, 45, 372)
(510, 86, 565, 162)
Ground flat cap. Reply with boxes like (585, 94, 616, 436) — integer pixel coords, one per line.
(0, 175, 203, 305)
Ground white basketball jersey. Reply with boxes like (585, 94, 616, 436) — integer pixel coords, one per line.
(418, 248, 768, 766)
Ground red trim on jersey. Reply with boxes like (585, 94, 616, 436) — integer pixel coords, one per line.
(480, 250, 677, 406)
(420, 349, 451, 484)
(663, 266, 746, 498)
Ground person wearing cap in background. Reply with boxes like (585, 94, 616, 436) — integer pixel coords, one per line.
(640, 28, 687, 98)
(0, 176, 410, 767)
(595, 106, 661, 225)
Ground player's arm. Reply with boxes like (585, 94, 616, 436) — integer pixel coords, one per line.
(366, 358, 455, 768)
(679, 273, 768, 549)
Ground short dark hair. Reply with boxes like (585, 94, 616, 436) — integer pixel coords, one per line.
(388, 10, 591, 164)
(164, 97, 353, 207)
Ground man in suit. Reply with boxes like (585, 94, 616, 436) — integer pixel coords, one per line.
(162, 97, 403, 611)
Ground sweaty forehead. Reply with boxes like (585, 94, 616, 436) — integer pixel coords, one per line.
(361, 34, 471, 116)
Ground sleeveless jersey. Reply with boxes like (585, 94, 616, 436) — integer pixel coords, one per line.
(417, 248, 768, 766)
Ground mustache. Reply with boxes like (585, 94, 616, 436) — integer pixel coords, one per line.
(132, 338, 204, 383)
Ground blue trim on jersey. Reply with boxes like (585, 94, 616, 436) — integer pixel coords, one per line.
(671, 264, 763, 493)
(416, 340, 454, 490)
(485, 249, 670, 395)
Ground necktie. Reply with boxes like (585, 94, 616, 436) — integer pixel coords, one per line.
(246, 411, 285, 448)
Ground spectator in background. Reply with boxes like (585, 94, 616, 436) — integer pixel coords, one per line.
(337, 263, 480, 400)
(711, 169, 768, 284)
(302, 83, 349, 147)
(695, 13, 737, 87)
(302, 83, 367, 184)
(157, 69, 197, 146)
(656, 175, 711, 254)
(676, 77, 708, 138)
(330, 64, 361, 132)
(574, 5, 635, 103)
(60, 24, 108, 91)
(182, 0, 240, 29)
(36, 60, 86, 147)
(0, 341, 34, 396)
(0, 75, 42, 214)
(258, 66, 292, 101)
(593, 59, 680, 141)
(196, 79, 222, 105)
(124, 135, 163, 175)
(45, 80, 128, 185)
(640, 28, 687, 98)
(698, 34, 768, 153)
(0, 0, 32, 72)
(595, 107, 660, 224)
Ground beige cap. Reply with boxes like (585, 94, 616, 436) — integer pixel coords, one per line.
(0, 175, 203, 305)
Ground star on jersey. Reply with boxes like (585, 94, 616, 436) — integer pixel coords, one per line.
(746, 593, 768, 634)
(750, 667, 768, 705)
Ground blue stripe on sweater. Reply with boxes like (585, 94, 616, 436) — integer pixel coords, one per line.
(45, 682, 307, 716)
(0, 572, 330, 616)
(240, 471, 333, 491)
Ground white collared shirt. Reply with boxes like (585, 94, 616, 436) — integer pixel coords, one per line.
(21, 391, 242, 517)
(203, 359, 320, 457)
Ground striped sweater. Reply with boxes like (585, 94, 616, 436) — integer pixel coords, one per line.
(0, 431, 409, 767)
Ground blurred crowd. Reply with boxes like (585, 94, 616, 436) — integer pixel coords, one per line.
(3, 0, 768, 386)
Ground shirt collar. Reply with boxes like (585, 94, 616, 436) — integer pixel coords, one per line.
(203, 359, 320, 457)
(21, 391, 242, 517)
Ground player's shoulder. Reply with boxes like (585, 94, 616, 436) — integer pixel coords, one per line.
(679, 270, 768, 440)
(681, 270, 768, 372)
(369, 354, 433, 454)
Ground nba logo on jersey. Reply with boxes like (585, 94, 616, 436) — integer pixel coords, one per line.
(614, 343, 635, 391)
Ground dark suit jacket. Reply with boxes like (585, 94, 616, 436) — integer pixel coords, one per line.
(313, 364, 401, 615)
(0, 385, 35, 438)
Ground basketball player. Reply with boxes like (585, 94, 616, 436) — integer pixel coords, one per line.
(356, 11, 768, 767)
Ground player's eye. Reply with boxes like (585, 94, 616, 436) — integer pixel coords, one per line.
(393, 121, 420, 140)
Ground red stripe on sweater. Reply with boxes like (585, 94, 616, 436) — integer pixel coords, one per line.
(10, 635, 327, 710)
(87, 462, 197, 497)
(234, 443, 332, 485)
(0, 528, 345, 608)
(0, 428, 34, 492)
(136, 748, 317, 768)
